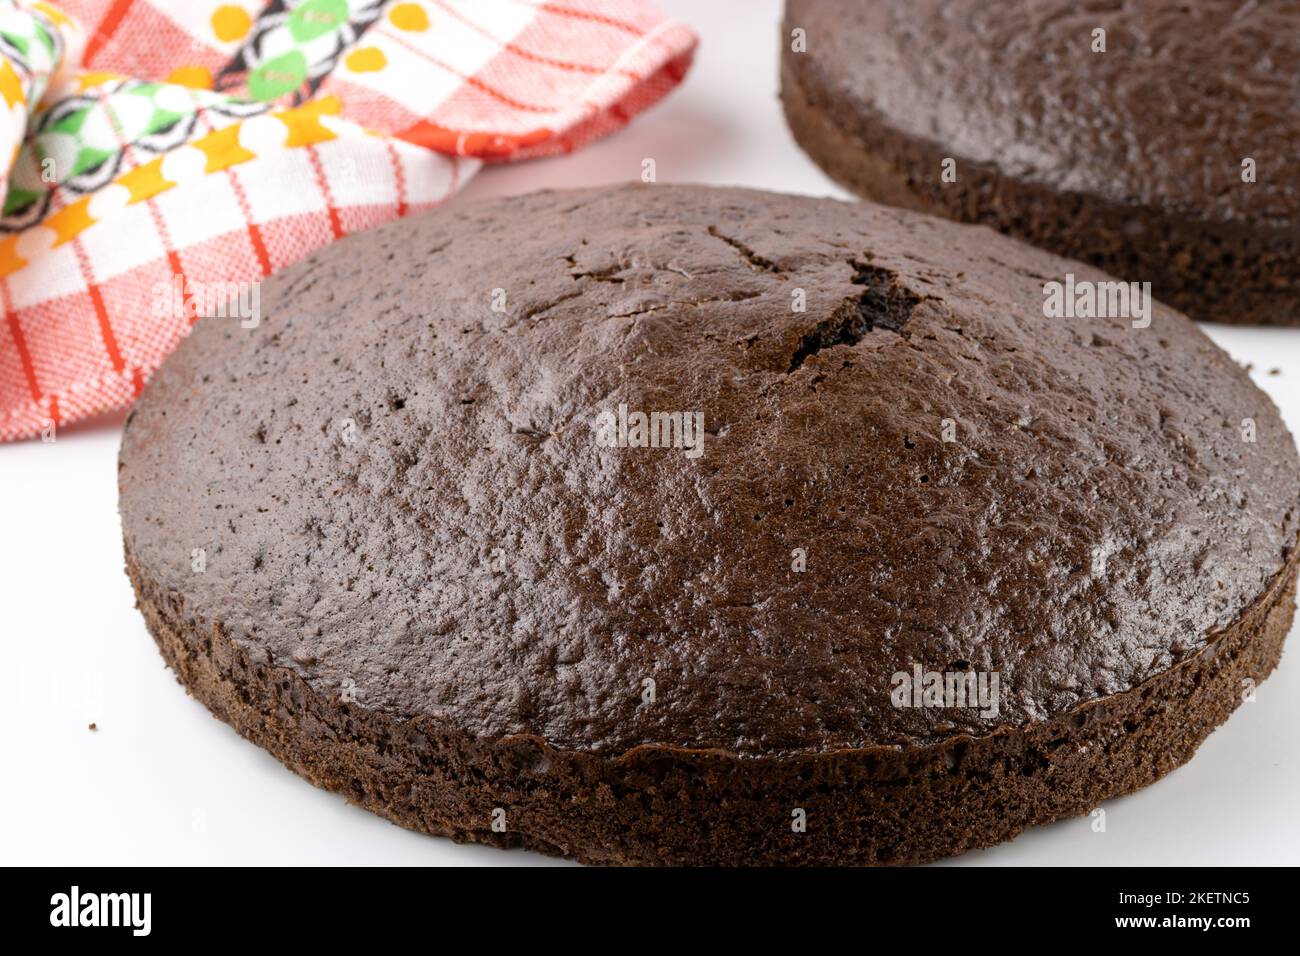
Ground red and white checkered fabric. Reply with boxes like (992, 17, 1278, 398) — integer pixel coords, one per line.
(0, 0, 696, 440)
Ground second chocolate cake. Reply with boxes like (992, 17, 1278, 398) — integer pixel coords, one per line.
(780, 0, 1300, 325)
(120, 184, 1299, 865)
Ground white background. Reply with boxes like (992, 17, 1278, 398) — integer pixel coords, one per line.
(3, 0, 1298, 866)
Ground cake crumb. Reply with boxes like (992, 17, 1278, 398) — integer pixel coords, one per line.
(88, 722, 97, 731)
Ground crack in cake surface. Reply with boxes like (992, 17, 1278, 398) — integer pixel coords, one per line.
(787, 261, 922, 372)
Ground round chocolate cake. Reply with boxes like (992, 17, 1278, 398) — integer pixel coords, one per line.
(780, 0, 1300, 326)
(119, 184, 1299, 865)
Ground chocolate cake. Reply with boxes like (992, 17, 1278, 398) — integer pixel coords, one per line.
(780, 0, 1300, 325)
(119, 184, 1299, 865)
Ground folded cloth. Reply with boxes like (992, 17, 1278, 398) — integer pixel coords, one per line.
(0, 0, 696, 440)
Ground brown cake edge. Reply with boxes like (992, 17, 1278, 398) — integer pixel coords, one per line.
(126, 539, 1296, 866)
(779, 52, 1300, 327)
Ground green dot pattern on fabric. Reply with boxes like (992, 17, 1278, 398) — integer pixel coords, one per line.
(145, 108, 184, 136)
(71, 144, 114, 177)
(33, 20, 55, 57)
(289, 0, 349, 44)
(49, 106, 90, 136)
(249, 50, 310, 102)
(2, 186, 40, 217)
(1, 30, 29, 57)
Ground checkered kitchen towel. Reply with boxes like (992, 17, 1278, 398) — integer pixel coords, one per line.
(0, 0, 696, 440)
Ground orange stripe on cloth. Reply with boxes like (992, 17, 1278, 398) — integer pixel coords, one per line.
(384, 139, 407, 218)
(225, 167, 273, 277)
(72, 241, 125, 375)
(83, 0, 136, 65)
(428, 0, 641, 80)
(377, 27, 557, 114)
(394, 121, 552, 159)
(535, 2, 645, 35)
(305, 146, 344, 240)
(5, 308, 41, 403)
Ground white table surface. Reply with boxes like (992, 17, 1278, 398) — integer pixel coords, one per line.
(3, 0, 1297, 866)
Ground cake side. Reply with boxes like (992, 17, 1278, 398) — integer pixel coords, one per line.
(125, 535, 1297, 865)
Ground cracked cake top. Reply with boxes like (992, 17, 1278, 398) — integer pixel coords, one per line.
(118, 184, 1299, 756)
